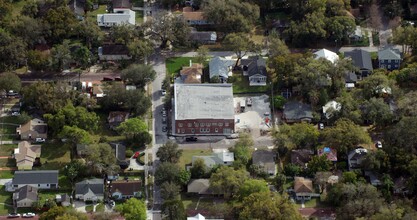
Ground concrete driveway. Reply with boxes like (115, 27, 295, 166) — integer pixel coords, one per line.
(127, 157, 144, 171)
(234, 95, 271, 138)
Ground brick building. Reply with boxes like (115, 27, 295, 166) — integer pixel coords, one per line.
(173, 84, 235, 136)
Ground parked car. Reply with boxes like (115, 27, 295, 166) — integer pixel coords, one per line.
(318, 123, 324, 130)
(7, 213, 20, 218)
(161, 90, 166, 96)
(162, 110, 167, 117)
(185, 137, 197, 142)
(162, 117, 167, 124)
(35, 138, 45, 143)
(375, 141, 382, 149)
(246, 98, 252, 106)
(22, 213, 35, 218)
(133, 151, 140, 158)
(226, 133, 239, 139)
(11, 112, 20, 116)
(162, 126, 167, 132)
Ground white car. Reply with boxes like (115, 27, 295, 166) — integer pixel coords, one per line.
(35, 138, 45, 143)
(161, 90, 166, 96)
(376, 141, 382, 149)
(23, 212, 35, 218)
(11, 112, 20, 116)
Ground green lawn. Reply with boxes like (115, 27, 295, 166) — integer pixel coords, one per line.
(87, 5, 107, 23)
(0, 145, 17, 156)
(86, 205, 94, 212)
(136, 10, 144, 24)
(0, 171, 14, 179)
(0, 186, 13, 215)
(166, 57, 201, 77)
(37, 142, 71, 170)
(178, 149, 212, 170)
(181, 193, 227, 217)
(232, 72, 269, 94)
(96, 203, 105, 212)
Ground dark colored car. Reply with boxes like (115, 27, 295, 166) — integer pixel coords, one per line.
(162, 126, 167, 132)
(185, 137, 198, 142)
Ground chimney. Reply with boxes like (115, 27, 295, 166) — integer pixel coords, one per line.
(189, 60, 192, 67)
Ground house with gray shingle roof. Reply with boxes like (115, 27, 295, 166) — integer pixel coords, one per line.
(345, 49, 373, 78)
(192, 152, 234, 168)
(252, 150, 277, 176)
(13, 185, 38, 208)
(241, 56, 267, 86)
(209, 56, 235, 82)
(11, 170, 58, 191)
(75, 178, 104, 202)
(282, 101, 313, 123)
(378, 47, 402, 70)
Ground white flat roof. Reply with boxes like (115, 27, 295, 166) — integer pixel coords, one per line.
(174, 84, 234, 120)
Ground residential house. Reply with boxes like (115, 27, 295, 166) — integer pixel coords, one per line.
(314, 49, 339, 64)
(294, 177, 318, 201)
(282, 101, 313, 123)
(322, 101, 341, 119)
(240, 56, 267, 86)
(13, 185, 38, 208)
(252, 150, 277, 176)
(11, 170, 58, 190)
(110, 143, 129, 169)
(76, 144, 88, 157)
(345, 72, 358, 89)
(182, 7, 209, 25)
(393, 177, 410, 196)
(348, 148, 368, 170)
(173, 84, 235, 136)
(56, 194, 71, 207)
(349, 26, 363, 41)
(187, 213, 206, 220)
(364, 171, 381, 186)
(192, 152, 234, 168)
(112, 0, 131, 9)
(190, 31, 217, 44)
(345, 49, 373, 78)
(68, 0, 86, 20)
(209, 56, 235, 82)
(75, 178, 105, 202)
(290, 149, 313, 169)
(98, 44, 131, 61)
(16, 118, 47, 140)
(378, 47, 402, 70)
(187, 179, 212, 195)
(109, 180, 141, 200)
(13, 141, 41, 170)
(97, 9, 135, 27)
(179, 63, 203, 84)
(317, 147, 337, 162)
(108, 111, 130, 129)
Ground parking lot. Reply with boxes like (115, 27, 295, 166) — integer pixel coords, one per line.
(233, 95, 271, 138)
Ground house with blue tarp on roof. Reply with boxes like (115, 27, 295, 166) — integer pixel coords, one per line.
(317, 147, 337, 163)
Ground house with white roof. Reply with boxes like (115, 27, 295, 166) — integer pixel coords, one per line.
(314, 49, 339, 64)
(97, 9, 135, 27)
(322, 100, 341, 119)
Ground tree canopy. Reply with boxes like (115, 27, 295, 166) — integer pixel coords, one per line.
(115, 198, 146, 220)
(116, 117, 152, 146)
(121, 64, 156, 88)
(156, 141, 183, 163)
(210, 166, 249, 199)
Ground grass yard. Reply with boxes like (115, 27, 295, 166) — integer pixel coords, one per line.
(166, 57, 200, 77)
(38, 142, 71, 170)
(86, 205, 94, 212)
(87, 5, 107, 23)
(0, 145, 17, 156)
(181, 194, 227, 218)
(136, 10, 144, 24)
(0, 186, 13, 215)
(0, 171, 14, 179)
(96, 203, 105, 212)
(178, 149, 212, 169)
(232, 72, 269, 94)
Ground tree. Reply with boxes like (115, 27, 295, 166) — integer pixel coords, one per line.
(284, 164, 301, 177)
(209, 166, 249, 198)
(190, 158, 208, 179)
(325, 16, 356, 43)
(116, 117, 152, 146)
(64, 160, 86, 185)
(100, 85, 151, 116)
(196, 47, 209, 64)
(272, 95, 287, 110)
(156, 141, 182, 163)
(370, 200, 417, 220)
(50, 40, 72, 71)
(177, 169, 191, 186)
(39, 206, 66, 220)
(85, 143, 118, 175)
(121, 64, 156, 88)
(229, 133, 253, 167)
(334, 91, 362, 124)
(238, 179, 269, 200)
(307, 155, 332, 176)
(359, 72, 396, 100)
(56, 212, 88, 220)
(145, 11, 190, 48)
(397, 91, 417, 117)
(342, 171, 357, 184)
(27, 50, 50, 71)
(321, 118, 371, 155)
(109, 24, 137, 45)
(10, 15, 46, 48)
(154, 162, 181, 185)
(59, 126, 91, 145)
(287, 12, 327, 46)
(238, 191, 303, 220)
(0, 72, 21, 94)
(161, 200, 186, 220)
(43, 6, 77, 43)
(203, 0, 260, 35)
(362, 150, 390, 173)
(128, 39, 153, 61)
(115, 198, 146, 220)
(384, 117, 417, 155)
(223, 33, 257, 68)
(93, 212, 120, 220)
(72, 46, 91, 69)
(362, 97, 393, 127)
(327, 182, 385, 219)
(0, 29, 26, 71)
(314, 171, 332, 193)
(160, 181, 180, 200)
(274, 173, 286, 193)
(267, 30, 290, 57)
(44, 102, 99, 135)
(369, 2, 383, 31)
(75, 19, 104, 49)
(273, 123, 319, 150)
